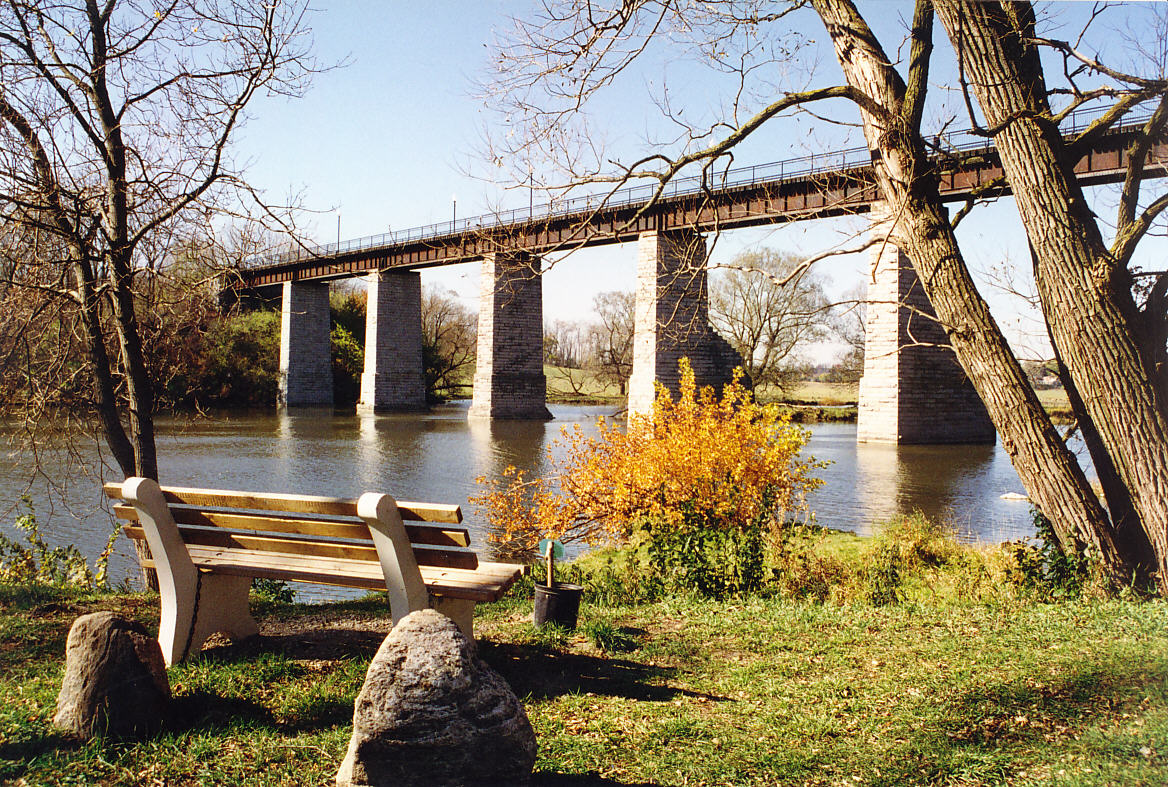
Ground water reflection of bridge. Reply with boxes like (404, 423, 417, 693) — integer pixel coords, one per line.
(233, 109, 1166, 443)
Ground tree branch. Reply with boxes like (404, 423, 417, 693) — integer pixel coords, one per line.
(902, 0, 934, 133)
(1117, 91, 1168, 234)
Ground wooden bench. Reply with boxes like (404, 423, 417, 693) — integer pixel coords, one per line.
(105, 477, 524, 665)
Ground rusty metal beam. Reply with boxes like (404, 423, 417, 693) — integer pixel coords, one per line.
(234, 125, 1166, 290)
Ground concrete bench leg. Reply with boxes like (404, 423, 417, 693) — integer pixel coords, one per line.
(187, 573, 260, 657)
(159, 572, 259, 664)
(430, 596, 476, 639)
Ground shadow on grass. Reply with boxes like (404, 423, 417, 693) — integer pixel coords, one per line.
(166, 685, 355, 735)
(533, 773, 659, 786)
(167, 690, 276, 733)
(158, 628, 379, 735)
(479, 640, 723, 703)
(199, 627, 386, 663)
(0, 731, 80, 782)
(936, 663, 1161, 746)
(840, 662, 1167, 784)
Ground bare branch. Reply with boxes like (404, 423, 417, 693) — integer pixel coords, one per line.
(1032, 33, 1168, 90)
(1116, 92, 1168, 234)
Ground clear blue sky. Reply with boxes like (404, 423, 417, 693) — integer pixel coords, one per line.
(234, 1, 1164, 364)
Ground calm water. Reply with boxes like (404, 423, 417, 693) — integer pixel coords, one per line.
(0, 403, 1051, 591)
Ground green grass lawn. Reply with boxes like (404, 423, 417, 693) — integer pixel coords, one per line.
(3, 576, 1166, 786)
(542, 369, 865, 413)
(544, 364, 627, 404)
(781, 381, 859, 406)
(1037, 388, 1072, 419)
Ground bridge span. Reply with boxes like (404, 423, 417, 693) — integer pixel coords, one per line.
(235, 109, 1166, 443)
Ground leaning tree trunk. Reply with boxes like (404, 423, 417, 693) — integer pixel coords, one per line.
(94, 15, 161, 588)
(935, 0, 1168, 592)
(107, 266, 161, 591)
(93, 13, 160, 485)
(810, 0, 1135, 584)
(1038, 248, 1157, 586)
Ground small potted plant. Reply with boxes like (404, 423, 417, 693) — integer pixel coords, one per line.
(532, 538, 583, 629)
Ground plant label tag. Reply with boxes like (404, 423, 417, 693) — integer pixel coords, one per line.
(538, 538, 565, 559)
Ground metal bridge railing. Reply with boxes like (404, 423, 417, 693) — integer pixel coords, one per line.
(246, 104, 1152, 271)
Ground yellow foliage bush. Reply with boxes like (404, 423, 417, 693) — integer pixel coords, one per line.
(473, 360, 823, 573)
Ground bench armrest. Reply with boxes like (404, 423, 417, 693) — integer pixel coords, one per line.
(357, 492, 429, 625)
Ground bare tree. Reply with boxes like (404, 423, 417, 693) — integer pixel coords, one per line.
(587, 290, 635, 396)
(829, 283, 866, 383)
(0, 0, 316, 482)
(422, 286, 477, 401)
(709, 249, 831, 392)
(482, 1, 1168, 590)
(545, 318, 589, 368)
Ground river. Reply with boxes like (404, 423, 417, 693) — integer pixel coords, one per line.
(0, 403, 1049, 591)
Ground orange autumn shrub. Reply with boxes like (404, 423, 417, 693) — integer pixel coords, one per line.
(473, 360, 823, 582)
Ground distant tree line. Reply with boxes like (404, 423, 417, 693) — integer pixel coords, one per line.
(544, 249, 863, 397)
(0, 250, 479, 414)
(0, 235, 875, 418)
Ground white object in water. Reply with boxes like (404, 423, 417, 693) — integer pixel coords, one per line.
(1000, 492, 1029, 501)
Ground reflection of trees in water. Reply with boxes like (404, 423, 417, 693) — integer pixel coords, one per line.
(469, 417, 553, 559)
(469, 411, 619, 561)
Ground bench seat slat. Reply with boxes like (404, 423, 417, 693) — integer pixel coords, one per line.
(121, 524, 479, 570)
(113, 504, 471, 548)
(132, 555, 526, 601)
(103, 482, 461, 524)
(182, 546, 521, 602)
(420, 565, 525, 601)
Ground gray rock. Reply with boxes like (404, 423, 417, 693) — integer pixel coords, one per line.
(337, 609, 537, 787)
(53, 611, 170, 739)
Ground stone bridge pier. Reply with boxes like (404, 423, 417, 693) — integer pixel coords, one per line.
(278, 281, 333, 408)
(469, 251, 553, 420)
(358, 270, 427, 412)
(857, 205, 995, 444)
(278, 273, 429, 412)
(627, 229, 744, 417)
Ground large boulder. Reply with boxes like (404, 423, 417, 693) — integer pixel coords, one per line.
(337, 609, 537, 787)
(53, 612, 170, 739)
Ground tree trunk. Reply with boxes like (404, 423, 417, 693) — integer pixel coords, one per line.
(1037, 247, 1157, 586)
(934, 0, 1168, 592)
(108, 265, 159, 481)
(810, 0, 1134, 584)
(72, 257, 136, 477)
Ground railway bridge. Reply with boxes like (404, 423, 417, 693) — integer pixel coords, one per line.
(232, 108, 1166, 443)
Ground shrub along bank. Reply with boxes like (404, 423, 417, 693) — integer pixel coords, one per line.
(2, 513, 1167, 786)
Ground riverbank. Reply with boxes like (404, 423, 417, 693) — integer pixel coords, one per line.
(3, 528, 1165, 785)
(541, 376, 1072, 424)
(540, 374, 864, 421)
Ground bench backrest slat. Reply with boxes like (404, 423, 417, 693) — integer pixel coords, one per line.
(107, 481, 478, 573)
(111, 504, 471, 548)
(103, 482, 462, 525)
(120, 524, 479, 570)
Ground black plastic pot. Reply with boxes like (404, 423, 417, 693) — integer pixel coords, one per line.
(532, 582, 584, 629)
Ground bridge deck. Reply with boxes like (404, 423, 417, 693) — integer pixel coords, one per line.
(236, 109, 1166, 289)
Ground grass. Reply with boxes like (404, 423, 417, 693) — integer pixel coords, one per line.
(480, 599, 1168, 786)
(542, 369, 866, 417)
(544, 364, 627, 405)
(4, 527, 1167, 786)
(780, 381, 859, 406)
